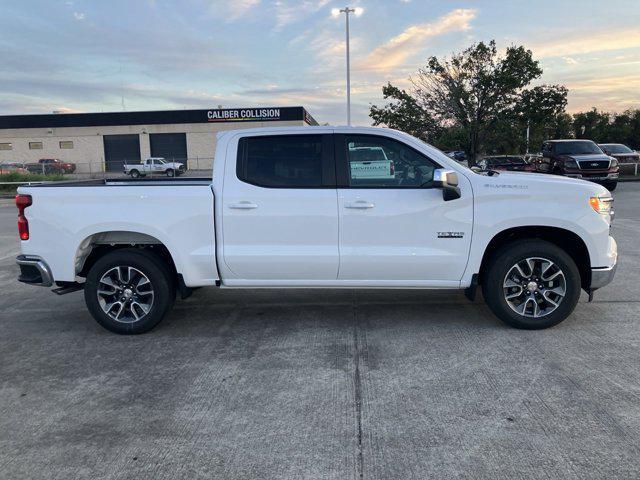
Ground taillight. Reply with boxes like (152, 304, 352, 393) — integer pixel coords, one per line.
(15, 194, 32, 240)
(390, 162, 395, 176)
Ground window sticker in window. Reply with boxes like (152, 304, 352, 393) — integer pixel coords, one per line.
(345, 135, 437, 188)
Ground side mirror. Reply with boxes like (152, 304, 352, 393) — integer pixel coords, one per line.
(433, 168, 461, 201)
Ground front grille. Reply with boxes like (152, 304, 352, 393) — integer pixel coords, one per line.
(579, 160, 610, 170)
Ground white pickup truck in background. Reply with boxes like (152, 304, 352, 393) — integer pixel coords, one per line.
(15, 126, 617, 334)
(123, 157, 186, 178)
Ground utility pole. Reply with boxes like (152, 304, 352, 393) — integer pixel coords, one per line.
(341, 7, 353, 125)
(333, 7, 362, 125)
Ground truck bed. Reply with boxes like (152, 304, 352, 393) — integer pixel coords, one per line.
(23, 177, 213, 188)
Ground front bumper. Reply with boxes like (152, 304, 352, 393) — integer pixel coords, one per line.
(589, 236, 617, 290)
(566, 170, 619, 181)
(16, 255, 53, 287)
(591, 263, 617, 290)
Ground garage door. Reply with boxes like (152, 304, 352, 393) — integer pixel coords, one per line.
(103, 134, 141, 172)
(150, 133, 187, 165)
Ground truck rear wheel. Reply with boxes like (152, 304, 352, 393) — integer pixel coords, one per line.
(130, 169, 140, 178)
(84, 249, 175, 334)
(482, 240, 581, 329)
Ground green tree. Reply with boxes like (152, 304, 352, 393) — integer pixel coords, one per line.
(505, 85, 568, 152)
(572, 109, 611, 141)
(369, 83, 441, 141)
(370, 40, 567, 164)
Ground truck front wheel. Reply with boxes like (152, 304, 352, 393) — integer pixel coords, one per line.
(482, 240, 581, 329)
(84, 249, 176, 334)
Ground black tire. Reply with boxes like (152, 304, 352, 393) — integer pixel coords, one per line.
(84, 249, 175, 334)
(603, 181, 617, 192)
(130, 169, 140, 178)
(166, 169, 175, 177)
(482, 240, 581, 329)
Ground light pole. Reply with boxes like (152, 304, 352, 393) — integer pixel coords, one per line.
(333, 7, 362, 125)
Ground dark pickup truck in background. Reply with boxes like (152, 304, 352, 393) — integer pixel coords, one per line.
(538, 139, 619, 191)
(26, 158, 77, 175)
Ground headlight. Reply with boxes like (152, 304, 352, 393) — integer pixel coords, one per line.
(565, 159, 579, 168)
(610, 158, 618, 168)
(589, 195, 613, 214)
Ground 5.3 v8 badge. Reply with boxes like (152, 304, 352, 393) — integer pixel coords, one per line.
(437, 231, 465, 238)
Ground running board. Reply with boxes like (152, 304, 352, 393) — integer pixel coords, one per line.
(52, 282, 84, 295)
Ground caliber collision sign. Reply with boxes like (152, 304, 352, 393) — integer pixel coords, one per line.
(207, 108, 281, 122)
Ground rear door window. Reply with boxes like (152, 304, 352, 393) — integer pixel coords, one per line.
(237, 135, 334, 188)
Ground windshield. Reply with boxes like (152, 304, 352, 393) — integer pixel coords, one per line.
(415, 138, 477, 174)
(601, 144, 632, 154)
(555, 141, 602, 155)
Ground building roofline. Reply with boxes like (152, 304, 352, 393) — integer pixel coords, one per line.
(0, 106, 318, 129)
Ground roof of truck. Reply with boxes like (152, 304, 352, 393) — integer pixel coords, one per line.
(545, 139, 594, 143)
(216, 125, 390, 137)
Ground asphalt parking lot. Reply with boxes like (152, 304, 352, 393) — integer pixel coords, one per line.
(1, 183, 639, 479)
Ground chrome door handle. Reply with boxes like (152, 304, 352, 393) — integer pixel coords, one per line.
(345, 201, 375, 209)
(229, 202, 258, 209)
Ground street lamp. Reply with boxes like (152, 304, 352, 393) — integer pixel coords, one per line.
(332, 6, 363, 125)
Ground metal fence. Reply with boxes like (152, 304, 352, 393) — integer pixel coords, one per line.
(620, 162, 640, 176)
(2, 157, 215, 179)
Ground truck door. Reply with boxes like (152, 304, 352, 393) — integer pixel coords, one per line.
(335, 133, 473, 284)
(222, 133, 338, 281)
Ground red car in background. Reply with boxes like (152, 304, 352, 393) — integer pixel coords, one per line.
(26, 158, 76, 174)
(599, 143, 640, 163)
(0, 161, 29, 174)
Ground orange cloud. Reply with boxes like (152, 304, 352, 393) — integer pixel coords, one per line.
(358, 8, 476, 72)
(532, 29, 640, 58)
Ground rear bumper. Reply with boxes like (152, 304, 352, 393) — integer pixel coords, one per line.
(16, 255, 53, 287)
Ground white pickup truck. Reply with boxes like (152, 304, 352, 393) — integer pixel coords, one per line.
(123, 157, 186, 178)
(15, 126, 617, 334)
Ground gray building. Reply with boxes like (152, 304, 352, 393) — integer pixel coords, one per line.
(0, 106, 317, 174)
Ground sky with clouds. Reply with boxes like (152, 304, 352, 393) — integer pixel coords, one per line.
(1, 0, 639, 125)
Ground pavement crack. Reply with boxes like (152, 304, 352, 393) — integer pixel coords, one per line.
(352, 292, 364, 480)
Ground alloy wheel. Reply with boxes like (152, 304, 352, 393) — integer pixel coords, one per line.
(96, 266, 155, 323)
(503, 257, 566, 318)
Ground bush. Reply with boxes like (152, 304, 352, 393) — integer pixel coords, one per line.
(0, 172, 65, 194)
